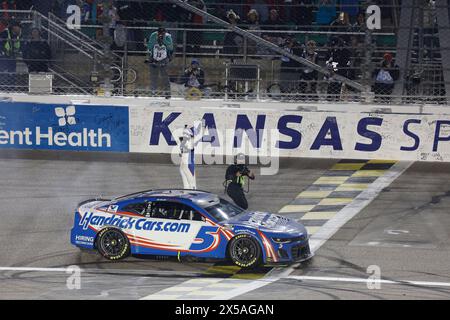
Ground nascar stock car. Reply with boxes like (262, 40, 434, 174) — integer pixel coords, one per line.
(70, 189, 312, 268)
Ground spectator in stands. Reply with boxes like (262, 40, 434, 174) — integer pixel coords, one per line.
(244, 9, 261, 56)
(183, 58, 205, 89)
(263, 8, 283, 29)
(77, 0, 92, 25)
(339, 0, 360, 24)
(186, 0, 206, 54)
(23, 28, 51, 73)
(108, 1, 120, 30)
(223, 0, 245, 18)
(352, 11, 366, 32)
(1, 0, 16, 17)
(350, 12, 366, 59)
(330, 12, 352, 44)
(147, 27, 174, 98)
(279, 35, 303, 98)
(262, 9, 284, 46)
(316, 0, 337, 28)
(289, 0, 314, 29)
(116, 1, 147, 52)
(325, 36, 352, 101)
(223, 9, 243, 61)
(250, 0, 271, 23)
(0, 0, 17, 33)
(299, 40, 318, 100)
(111, 20, 127, 55)
(0, 20, 22, 90)
(373, 53, 399, 102)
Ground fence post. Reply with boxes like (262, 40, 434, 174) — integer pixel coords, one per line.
(362, 0, 375, 103)
(99, 0, 114, 96)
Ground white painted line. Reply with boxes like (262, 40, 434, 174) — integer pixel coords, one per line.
(139, 161, 412, 300)
(0, 266, 202, 278)
(287, 275, 450, 288)
(203, 279, 277, 300)
(184, 290, 228, 296)
(208, 161, 413, 300)
(0, 267, 69, 272)
(162, 286, 201, 292)
(308, 161, 412, 252)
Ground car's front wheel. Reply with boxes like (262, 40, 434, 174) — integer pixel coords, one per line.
(228, 234, 261, 269)
(96, 228, 130, 260)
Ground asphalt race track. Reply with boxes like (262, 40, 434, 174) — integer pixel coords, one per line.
(0, 150, 449, 299)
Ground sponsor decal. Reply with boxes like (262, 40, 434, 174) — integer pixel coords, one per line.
(79, 212, 190, 233)
(247, 212, 286, 228)
(130, 108, 450, 162)
(74, 234, 94, 246)
(0, 102, 129, 152)
(75, 235, 94, 242)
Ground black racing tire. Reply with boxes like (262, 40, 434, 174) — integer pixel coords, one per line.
(96, 228, 130, 261)
(228, 234, 262, 269)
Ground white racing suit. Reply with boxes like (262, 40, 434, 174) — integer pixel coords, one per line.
(179, 122, 203, 189)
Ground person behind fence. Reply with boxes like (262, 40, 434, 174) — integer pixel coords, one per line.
(223, 9, 243, 61)
(23, 28, 51, 73)
(0, 20, 22, 90)
(330, 12, 352, 44)
(185, 0, 206, 54)
(225, 153, 255, 210)
(325, 36, 352, 101)
(373, 53, 399, 101)
(147, 27, 173, 98)
(183, 58, 205, 93)
(262, 9, 284, 46)
(243, 9, 261, 56)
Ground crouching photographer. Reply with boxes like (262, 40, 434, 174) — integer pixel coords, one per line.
(224, 153, 255, 210)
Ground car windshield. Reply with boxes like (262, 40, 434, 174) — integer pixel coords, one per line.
(203, 198, 245, 222)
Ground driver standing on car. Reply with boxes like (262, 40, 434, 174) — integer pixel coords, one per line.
(225, 153, 255, 210)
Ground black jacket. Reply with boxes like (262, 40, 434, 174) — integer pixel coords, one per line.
(23, 40, 51, 72)
(326, 47, 352, 78)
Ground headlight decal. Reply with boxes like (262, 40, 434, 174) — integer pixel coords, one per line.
(258, 230, 278, 263)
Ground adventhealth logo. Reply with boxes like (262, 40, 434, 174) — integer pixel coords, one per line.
(0, 105, 112, 148)
(55, 105, 77, 126)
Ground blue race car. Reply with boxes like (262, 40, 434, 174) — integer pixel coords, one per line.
(70, 189, 312, 268)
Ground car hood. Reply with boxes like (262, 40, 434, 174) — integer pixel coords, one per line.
(221, 211, 307, 235)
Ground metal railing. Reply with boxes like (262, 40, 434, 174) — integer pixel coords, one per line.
(0, 2, 449, 105)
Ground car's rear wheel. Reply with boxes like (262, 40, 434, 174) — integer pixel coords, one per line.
(96, 228, 130, 260)
(228, 234, 261, 269)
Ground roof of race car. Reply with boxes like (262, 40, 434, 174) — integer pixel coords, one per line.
(114, 189, 220, 207)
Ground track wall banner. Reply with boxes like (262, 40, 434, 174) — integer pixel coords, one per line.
(0, 101, 129, 152)
(129, 106, 450, 162)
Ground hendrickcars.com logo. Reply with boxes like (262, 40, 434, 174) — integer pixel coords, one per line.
(79, 212, 191, 233)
